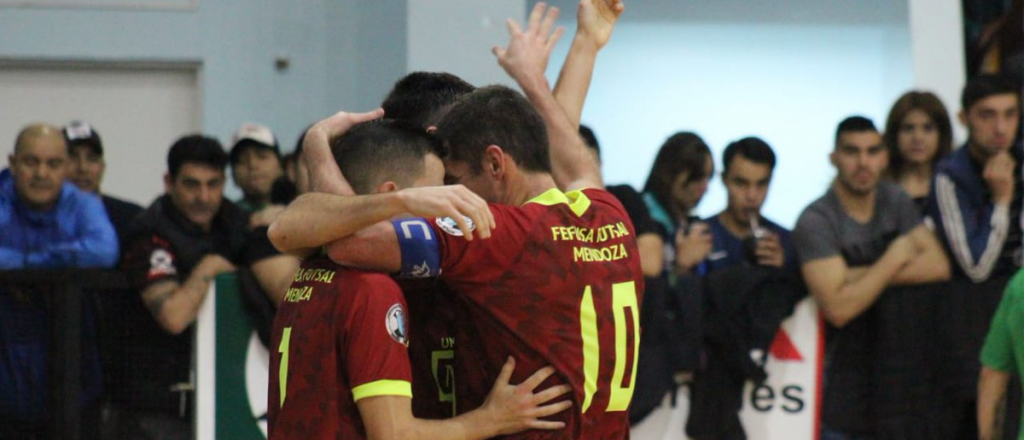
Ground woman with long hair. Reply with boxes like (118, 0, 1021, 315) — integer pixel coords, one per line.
(642, 132, 714, 275)
(883, 91, 954, 212)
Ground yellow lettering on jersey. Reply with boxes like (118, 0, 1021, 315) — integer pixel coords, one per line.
(292, 268, 337, 284)
(441, 337, 455, 349)
(616, 222, 630, 237)
(284, 286, 314, 303)
(551, 222, 628, 244)
(432, 349, 457, 417)
(572, 243, 628, 263)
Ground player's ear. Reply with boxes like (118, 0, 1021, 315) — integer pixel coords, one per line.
(484, 145, 504, 176)
(163, 172, 173, 192)
(374, 180, 399, 194)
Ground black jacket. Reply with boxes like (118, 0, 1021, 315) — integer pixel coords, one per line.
(685, 266, 806, 440)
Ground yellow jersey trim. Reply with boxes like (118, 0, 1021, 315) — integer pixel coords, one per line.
(351, 379, 413, 402)
(526, 188, 592, 218)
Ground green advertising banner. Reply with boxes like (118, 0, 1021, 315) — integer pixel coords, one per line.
(196, 275, 269, 440)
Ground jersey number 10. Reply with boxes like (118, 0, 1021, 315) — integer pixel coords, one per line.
(580, 281, 640, 413)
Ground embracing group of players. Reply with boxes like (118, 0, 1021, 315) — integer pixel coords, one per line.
(264, 1, 644, 439)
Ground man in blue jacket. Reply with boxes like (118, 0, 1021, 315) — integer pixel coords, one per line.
(926, 74, 1021, 283)
(0, 123, 118, 439)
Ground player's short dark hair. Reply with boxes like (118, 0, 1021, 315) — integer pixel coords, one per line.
(167, 134, 228, 178)
(722, 137, 776, 175)
(331, 119, 445, 195)
(434, 85, 551, 174)
(579, 125, 600, 158)
(642, 132, 711, 210)
(834, 116, 877, 146)
(382, 72, 476, 129)
(961, 74, 1019, 111)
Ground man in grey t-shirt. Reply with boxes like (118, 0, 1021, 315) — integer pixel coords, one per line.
(793, 116, 951, 439)
(794, 116, 950, 328)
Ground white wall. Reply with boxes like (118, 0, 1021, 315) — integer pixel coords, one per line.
(0, 63, 200, 205)
(545, 21, 914, 228)
(408, 0, 524, 88)
(907, 0, 967, 145)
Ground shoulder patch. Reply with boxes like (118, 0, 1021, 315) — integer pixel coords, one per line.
(148, 248, 177, 279)
(436, 216, 475, 237)
(386, 303, 409, 346)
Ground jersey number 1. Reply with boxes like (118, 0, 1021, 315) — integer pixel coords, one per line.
(580, 281, 639, 413)
(278, 327, 292, 408)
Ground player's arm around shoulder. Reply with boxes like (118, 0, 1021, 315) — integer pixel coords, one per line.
(357, 357, 572, 440)
(324, 185, 495, 274)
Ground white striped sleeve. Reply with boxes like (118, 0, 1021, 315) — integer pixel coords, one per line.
(936, 173, 1009, 282)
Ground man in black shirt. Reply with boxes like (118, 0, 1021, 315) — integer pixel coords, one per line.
(114, 135, 284, 439)
(64, 121, 143, 242)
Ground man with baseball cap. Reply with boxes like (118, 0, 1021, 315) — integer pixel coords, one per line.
(64, 121, 143, 240)
(229, 123, 284, 214)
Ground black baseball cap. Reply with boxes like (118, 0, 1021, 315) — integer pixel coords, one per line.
(64, 121, 103, 155)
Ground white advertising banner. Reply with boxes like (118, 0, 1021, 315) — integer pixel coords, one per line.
(632, 298, 824, 440)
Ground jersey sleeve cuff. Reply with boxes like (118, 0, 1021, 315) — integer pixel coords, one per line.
(351, 379, 413, 402)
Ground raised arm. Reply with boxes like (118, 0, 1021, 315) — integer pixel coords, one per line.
(801, 235, 914, 327)
(358, 358, 571, 440)
(493, 3, 602, 191)
(552, 0, 624, 127)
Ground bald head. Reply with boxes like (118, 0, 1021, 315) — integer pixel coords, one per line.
(15, 124, 65, 155)
(9, 123, 68, 211)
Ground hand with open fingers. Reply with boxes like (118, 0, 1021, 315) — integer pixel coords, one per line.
(308, 108, 386, 141)
(396, 185, 496, 241)
(304, 109, 385, 194)
(482, 357, 573, 436)
(983, 152, 1015, 205)
(754, 231, 785, 268)
(576, 0, 625, 50)
(493, 2, 565, 83)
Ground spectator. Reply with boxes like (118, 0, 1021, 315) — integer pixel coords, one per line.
(114, 135, 281, 439)
(0, 123, 117, 439)
(926, 74, 1021, 283)
(794, 116, 950, 439)
(63, 120, 144, 242)
(282, 127, 311, 196)
(704, 137, 795, 272)
(579, 124, 664, 276)
(641, 132, 715, 276)
(882, 91, 954, 212)
(228, 123, 285, 222)
(978, 270, 1024, 440)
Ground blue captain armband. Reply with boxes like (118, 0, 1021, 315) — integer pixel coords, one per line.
(392, 218, 441, 278)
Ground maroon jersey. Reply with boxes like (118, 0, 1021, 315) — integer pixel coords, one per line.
(268, 255, 413, 440)
(394, 188, 645, 439)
